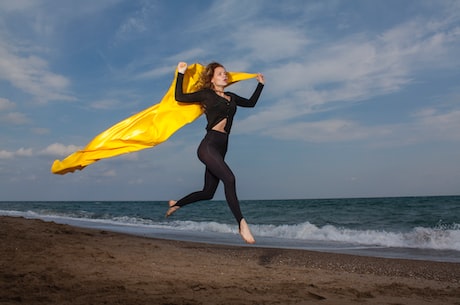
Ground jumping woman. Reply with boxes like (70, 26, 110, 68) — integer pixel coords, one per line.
(166, 61, 265, 244)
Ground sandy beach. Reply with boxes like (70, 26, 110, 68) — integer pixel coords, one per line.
(1, 216, 459, 305)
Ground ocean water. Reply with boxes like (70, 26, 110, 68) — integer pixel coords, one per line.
(1, 196, 459, 262)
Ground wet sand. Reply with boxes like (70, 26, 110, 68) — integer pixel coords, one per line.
(1, 216, 459, 305)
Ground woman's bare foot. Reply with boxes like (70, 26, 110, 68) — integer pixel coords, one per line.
(165, 200, 180, 218)
(239, 218, 256, 244)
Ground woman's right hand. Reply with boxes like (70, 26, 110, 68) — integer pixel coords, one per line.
(177, 62, 187, 74)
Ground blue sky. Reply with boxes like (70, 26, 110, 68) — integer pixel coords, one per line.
(1, 0, 460, 201)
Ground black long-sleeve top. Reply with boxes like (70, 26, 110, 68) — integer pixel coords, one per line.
(175, 72, 264, 134)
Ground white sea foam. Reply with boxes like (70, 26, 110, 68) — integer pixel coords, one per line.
(2, 209, 459, 251)
(108, 215, 460, 251)
(251, 222, 460, 251)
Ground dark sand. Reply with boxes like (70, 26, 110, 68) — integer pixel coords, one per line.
(1, 216, 459, 305)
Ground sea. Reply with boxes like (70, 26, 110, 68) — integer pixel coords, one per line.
(1, 196, 459, 263)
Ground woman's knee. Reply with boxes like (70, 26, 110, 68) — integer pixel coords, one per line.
(201, 193, 214, 201)
(222, 172, 236, 186)
(201, 187, 217, 200)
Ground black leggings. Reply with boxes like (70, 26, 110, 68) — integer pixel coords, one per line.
(175, 130, 244, 224)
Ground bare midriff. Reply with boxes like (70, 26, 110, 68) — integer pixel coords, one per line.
(212, 118, 228, 133)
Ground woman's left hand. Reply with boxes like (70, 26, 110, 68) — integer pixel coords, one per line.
(256, 73, 265, 84)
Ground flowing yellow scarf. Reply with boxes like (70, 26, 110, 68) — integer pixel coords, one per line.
(51, 63, 257, 174)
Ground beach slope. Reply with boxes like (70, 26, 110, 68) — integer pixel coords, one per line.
(1, 216, 459, 305)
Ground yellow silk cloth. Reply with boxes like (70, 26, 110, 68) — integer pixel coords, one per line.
(51, 63, 257, 174)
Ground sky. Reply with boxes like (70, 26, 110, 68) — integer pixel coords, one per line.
(1, 0, 460, 201)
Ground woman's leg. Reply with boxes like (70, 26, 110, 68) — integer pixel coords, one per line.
(198, 147, 255, 243)
(166, 168, 219, 217)
(196, 133, 244, 224)
(166, 133, 220, 217)
(167, 131, 255, 243)
(196, 132, 255, 243)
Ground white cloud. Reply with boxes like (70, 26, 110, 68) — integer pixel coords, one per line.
(0, 147, 33, 159)
(199, 0, 261, 31)
(0, 144, 80, 160)
(264, 119, 390, 143)
(117, 153, 139, 161)
(112, 1, 157, 45)
(40, 143, 82, 157)
(248, 104, 460, 145)
(89, 99, 124, 110)
(411, 108, 460, 141)
(1, 1, 459, 200)
(118, 16, 146, 35)
(0, 42, 74, 103)
(0, 0, 39, 12)
(0, 98, 15, 111)
(1, 112, 30, 124)
(265, 33, 413, 98)
(16, 147, 33, 156)
(233, 26, 310, 61)
(101, 169, 117, 177)
(0, 150, 14, 159)
(378, 18, 460, 70)
(136, 65, 175, 80)
(169, 48, 208, 62)
(0, 0, 128, 105)
(235, 12, 460, 145)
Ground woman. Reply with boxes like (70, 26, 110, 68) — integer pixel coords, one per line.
(166, 61, 265, 244)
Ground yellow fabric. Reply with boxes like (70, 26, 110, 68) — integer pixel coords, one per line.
(51, 63, 257, 174)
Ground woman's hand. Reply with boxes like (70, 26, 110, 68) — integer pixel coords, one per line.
(256, 73, 265, 85)
(177, 62, 188, 74)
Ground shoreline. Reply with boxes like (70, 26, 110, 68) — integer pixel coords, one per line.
(3, 211, 458, 263)
(1, 216, 459, 304)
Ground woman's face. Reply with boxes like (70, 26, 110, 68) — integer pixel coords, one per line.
(211, 66, 228, 88)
